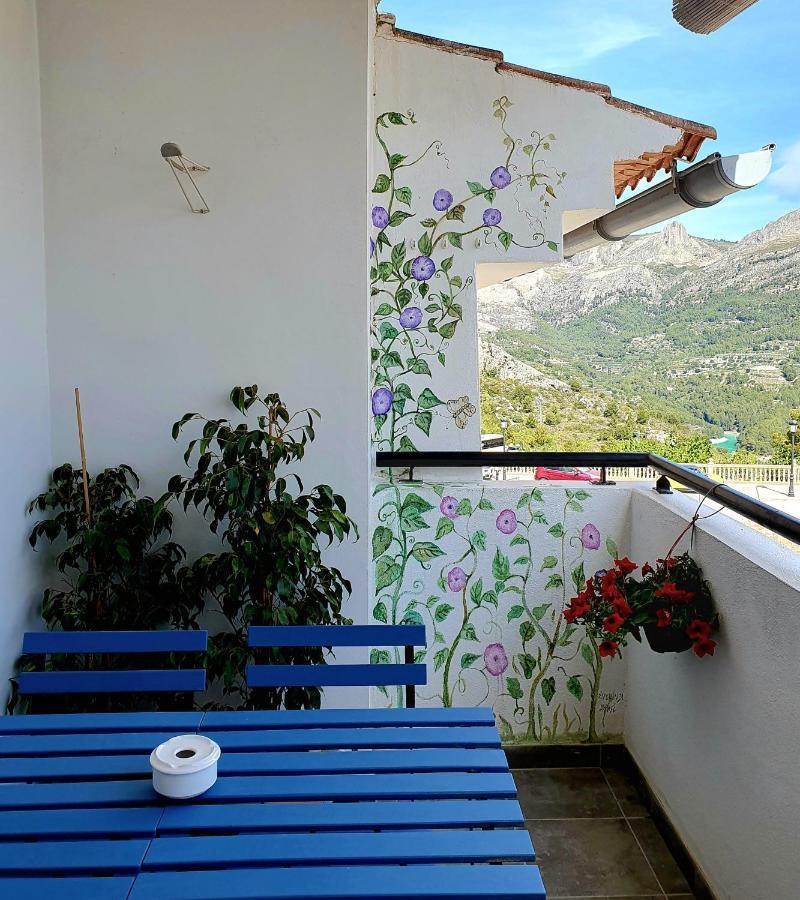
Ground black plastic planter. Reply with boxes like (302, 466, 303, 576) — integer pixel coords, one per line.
(644, 623, 692, 654)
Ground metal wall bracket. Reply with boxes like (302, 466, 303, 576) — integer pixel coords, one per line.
(161, 142, 210, 213)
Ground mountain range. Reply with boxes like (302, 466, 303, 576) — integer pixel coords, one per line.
(478, 210, 800, 455)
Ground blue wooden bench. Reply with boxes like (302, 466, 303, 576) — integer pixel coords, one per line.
(17, 630, 208, 699)
(247, 625, 426, 707)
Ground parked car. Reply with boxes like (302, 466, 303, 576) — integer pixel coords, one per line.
(534, 466, 601, 483)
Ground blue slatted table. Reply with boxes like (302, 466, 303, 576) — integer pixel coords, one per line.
(0, 708, 546, 900)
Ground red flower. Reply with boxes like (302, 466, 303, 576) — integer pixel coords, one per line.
(598, 640, 619, 658)
(564, 596, 591, 623)
(612, 595, 632, 617)
(641, 562, 653, 576)
(686, 619, 711, 641)
(615, 557, 638, 575)
(563, 605, 579, 623)
(654, 582, 695, 604)
(657, 557, 678, 569)
(693, 638, 716, 658)
(655, 608, 672, 628)
(603, 612, 626, 634)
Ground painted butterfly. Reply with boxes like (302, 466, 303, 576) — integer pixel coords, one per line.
(446, 395, 477, 429)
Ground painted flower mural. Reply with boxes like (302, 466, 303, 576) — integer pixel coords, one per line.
(371, 482, 625, 743)
(370, 98, 566, 451)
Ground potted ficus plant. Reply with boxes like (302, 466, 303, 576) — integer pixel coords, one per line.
(167, 385, 358, 710)
(564, 553, 717, 659)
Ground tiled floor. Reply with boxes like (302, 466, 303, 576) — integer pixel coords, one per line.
(513, 766, 695, 899)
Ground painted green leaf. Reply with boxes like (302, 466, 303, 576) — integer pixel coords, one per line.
(454, 498, 471, 516)
(498, 231, 513, 251)
(388, 153, 406, 169)
(513, 556, 530, 566)
(506, 676, 523, 700)
(411, 541, 445, 562)
(414, 411, 433, 436)
(520, 621, 536, 642)
(447, 232, 463, 249)
(548, 523, 566, 538)
(492, 547, 510, 581)
(432, 484, 444, 497)
(374, 557, 401, 592)
(450, 275, 462, 288)
(401, 493, 435, 514)
(545, 574, 564, 590)
(418, 232, 433, 256)
(531, 603, 551, 620)
(463, 623, 478, 642)
(567, 500, 583, 512)
(434, 603, 453, 622)
(541, 676, 556, 705)
(540, 555, 558, 571)
(482, 591, 498, 608)
(393, 383, 412, 400)
(567, 675, 583, 701)
(581, 643, 595, 667)
(395, 287, 412, 308)
(470, 578, 484, 606)
(438, 321, 457, 339)
(388, 210, 412, 227)
(496, 715, 515, 742)
(435, 517, 454, 540)
(532, 488, 544, 502)
(417, 388, 443, 409)
(507, 605, 524, 621)
(571, 562, 586, 593)
(420, 217, 437, 228)
(467, 181, 488, 195)
(574, 490, 590, 501)
(402, 609, 424, 627)
(398, 435, 417, 453)
(546, 241, 558, 251)
(373, 174, 390, 193)
(380, 350, 402, 369)
(410, 358, 431, 376)
(372, 525, 392, 560)
(473, 529, 487, 551)
(433, 648, 449, 672)
(391, 241, 406, 268)
(440, 255, 454, 272)
(370, 648, 391, 665)
(606, 537, 619, 559)
(374, 303, 394, 316)
(387, 111, 406, 125)
(460, 652, 481, 669)
(446, 204, 466, 222)
(510, 534, 527, 546)
(372, 601, 388, 623)
(478, 497, 494, 510)
(379, 322, 398, 341)
(516, 492, 530, 508)
(519, 653, 537, 679)
(395, 186, 412, 206)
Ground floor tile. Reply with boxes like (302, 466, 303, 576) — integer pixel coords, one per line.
(513, 768, 620, 818)
(630, 818, 692, 894)
(526, 818, 662, 897)
(602, 766, 649, 817)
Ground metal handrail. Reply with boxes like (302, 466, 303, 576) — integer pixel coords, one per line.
(374, 450, 800, 546)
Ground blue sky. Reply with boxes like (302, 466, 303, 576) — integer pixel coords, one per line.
(381, 0, 799, 240)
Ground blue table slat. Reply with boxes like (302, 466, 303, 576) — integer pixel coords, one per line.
(249, 625, 426, 648)
(0, 807, 162, 840)
(0, 731, 185, 757)
(0, 838, 149, 874)
(0, 748, 508, 782)
(0, 711, 204, 735)
(143, 828, 534, 870)
(199, 707, 495, 729)
(0, 772, 517, 810)
(22, 630, 208, 654)
(129, 864, 546, 899)
(247, 663, 426, 688)
(158, 798, 524, 835)
(0, 876, 135, 900)
(203, 725, 501, 751)
(18, 668, 206, 695)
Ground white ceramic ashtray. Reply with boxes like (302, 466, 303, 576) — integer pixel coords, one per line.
(150, 734, 221, 799)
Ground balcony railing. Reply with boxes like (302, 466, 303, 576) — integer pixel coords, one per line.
(375, 451, 800, 546)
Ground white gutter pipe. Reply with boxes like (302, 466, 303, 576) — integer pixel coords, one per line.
(563, 145, 775, 257)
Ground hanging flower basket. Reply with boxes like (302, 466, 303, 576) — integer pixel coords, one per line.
(643, 623, 693, 654)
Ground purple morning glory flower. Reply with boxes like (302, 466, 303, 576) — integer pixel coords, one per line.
(483, 208, 502, 227)
(484, 642, 508, 676)
(369, 237, 375, 258)
(447, 566, 467, 593)
(496, 509, 517, 535)
(439, 496, 458, 519)
(372, 206, 389, 229)
(399, 306, 422, 330)
(490, 166, 512, 189)
(411, 255, 435, 281)
(371, 387, 393, 416)
(433, 188, 453, 211)
(580, 523, 601, 550)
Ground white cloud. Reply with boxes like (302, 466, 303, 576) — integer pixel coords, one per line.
(769, 139, 800, 199)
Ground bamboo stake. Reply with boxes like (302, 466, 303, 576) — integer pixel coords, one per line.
(74, 387, 91, 525)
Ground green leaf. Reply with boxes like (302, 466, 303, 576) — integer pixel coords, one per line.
(433, 648, 449, 672)
(581, 643, 595, 667)
(492, 547, 510, 581)
(498, 231, 512, 251)
(372, 601, 388, 623)
(546, 241, 558, 251)
(571, 562, 586, 593)
(548, 523, 566, 538)
(470, 578, 484, 606)
(414, 411, 433, 436)
(531, 603, 551, 621)
(387, 111, 406, 125)
(473, 529, 487, 551)
(545, 574, 564, 590)
(370, 648, 391, 665)
(420, 217, 437, 228)
(440, 256, 454, 272)
(418, 232, 433, 256)
(373, 174, 390, 193)
(506, 676, 523, 700)
(540, 555, 558, 570)
(567, 675, 583, 701)
(388, 210, 412, 227)
(467, 180, 488, 195)
(372, 525, 393, 560)
(435, 517, 454, 540)
(541, 676, 556, 705)
(478, 497, 494, 510)
(379, 321, 399, 341)
(391, 241, 406, 269)
(507, 605, 525, 621)
(434, 602, 453, 622)
(417, 388, 444, 409)
(447, 232, 463, 249)
(401, 492, 435, 514)
(520, 621, 536, 642)
(606, 537, 619, 559)
(374, 303, 394, 316)
(398, 435, 417, 453)
(375, 556, 402, 591)
(411, 542, 445, 562)
(456, 498, 472, 516)
(446, 204, 465, 222)
(460, 652, 481, 669)
(438, 321, 457, 339)
(510, 534, 527, 546)
(395, 186, 412, 206)
(516, 493, 530, 509)
(409, 357, 431, 376)
(463, 623, 478, 642)
(388, 153, 406, 170)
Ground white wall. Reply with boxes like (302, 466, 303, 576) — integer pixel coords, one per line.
(0, 0, 51, 694)
(626, 488, 800, 900)
(36, 1, 372, 640)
